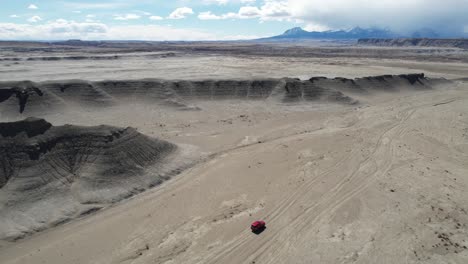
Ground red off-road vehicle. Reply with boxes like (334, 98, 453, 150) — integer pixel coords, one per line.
(251, 220, 266, 234)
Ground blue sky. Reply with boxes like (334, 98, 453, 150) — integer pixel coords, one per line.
(0, 0, 467, 40)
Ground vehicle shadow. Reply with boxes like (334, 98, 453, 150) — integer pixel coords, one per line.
(252, 226, 267, 235)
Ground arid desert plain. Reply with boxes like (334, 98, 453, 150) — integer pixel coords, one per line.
(1, 41, 468, 264)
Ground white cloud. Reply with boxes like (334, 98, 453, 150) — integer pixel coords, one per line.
(72, 10, 82, 14)
(63, 2, 128, 10)
(199, 11, 248, 20)
(114, 14, 141, 21)
(27, 16, 42, 23)
(28, 4, 38, 10)
(285, 0, 468, 35)
(198, 2, 290, 21)
(198, 12, 222, 20)
(106, 25, 214, 40)
(168, 7, 194, 19)
(198, 7, 261, 20)
(304, 23, 330, 32)
(236, 6, 259, 18)
(0, 20, 230, 41)
(203, 0, 256, 4)
(149, 16, 163, 21)
(10, 15, 19, 18)
(259, 1, 290, 20)
(0, 20, 107, 40)
(203, 0, 229, 5)
(197, 0, 468, 35)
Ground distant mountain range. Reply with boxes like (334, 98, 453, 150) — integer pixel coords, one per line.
(260, 27, 443, 40)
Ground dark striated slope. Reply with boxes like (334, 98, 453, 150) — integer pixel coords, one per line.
(0, 118, 182, 241)
(0, 74, 447, 115)
(0, 117, 51, 138)
(358, 38, 468, 49)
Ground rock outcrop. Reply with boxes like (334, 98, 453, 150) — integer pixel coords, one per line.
(0, 118, 181, 241)
(358, 38, 468, 49)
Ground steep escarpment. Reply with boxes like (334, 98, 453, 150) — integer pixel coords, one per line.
(0, 52, 177, 62)
(0, 118, 184, 241)
(0, 74, 447, 115)
(0, 81, 43, 113)
(358, 38, 468, 49)
(309, 73, 443, 93)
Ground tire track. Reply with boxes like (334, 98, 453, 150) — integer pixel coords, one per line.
(202, 105, 419, 264)
(256, 109, 416, 264)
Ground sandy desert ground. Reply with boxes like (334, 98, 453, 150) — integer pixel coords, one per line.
(0, 42, 468, 264)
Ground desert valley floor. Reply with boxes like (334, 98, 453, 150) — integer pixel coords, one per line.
(0, 42, 467, 264)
